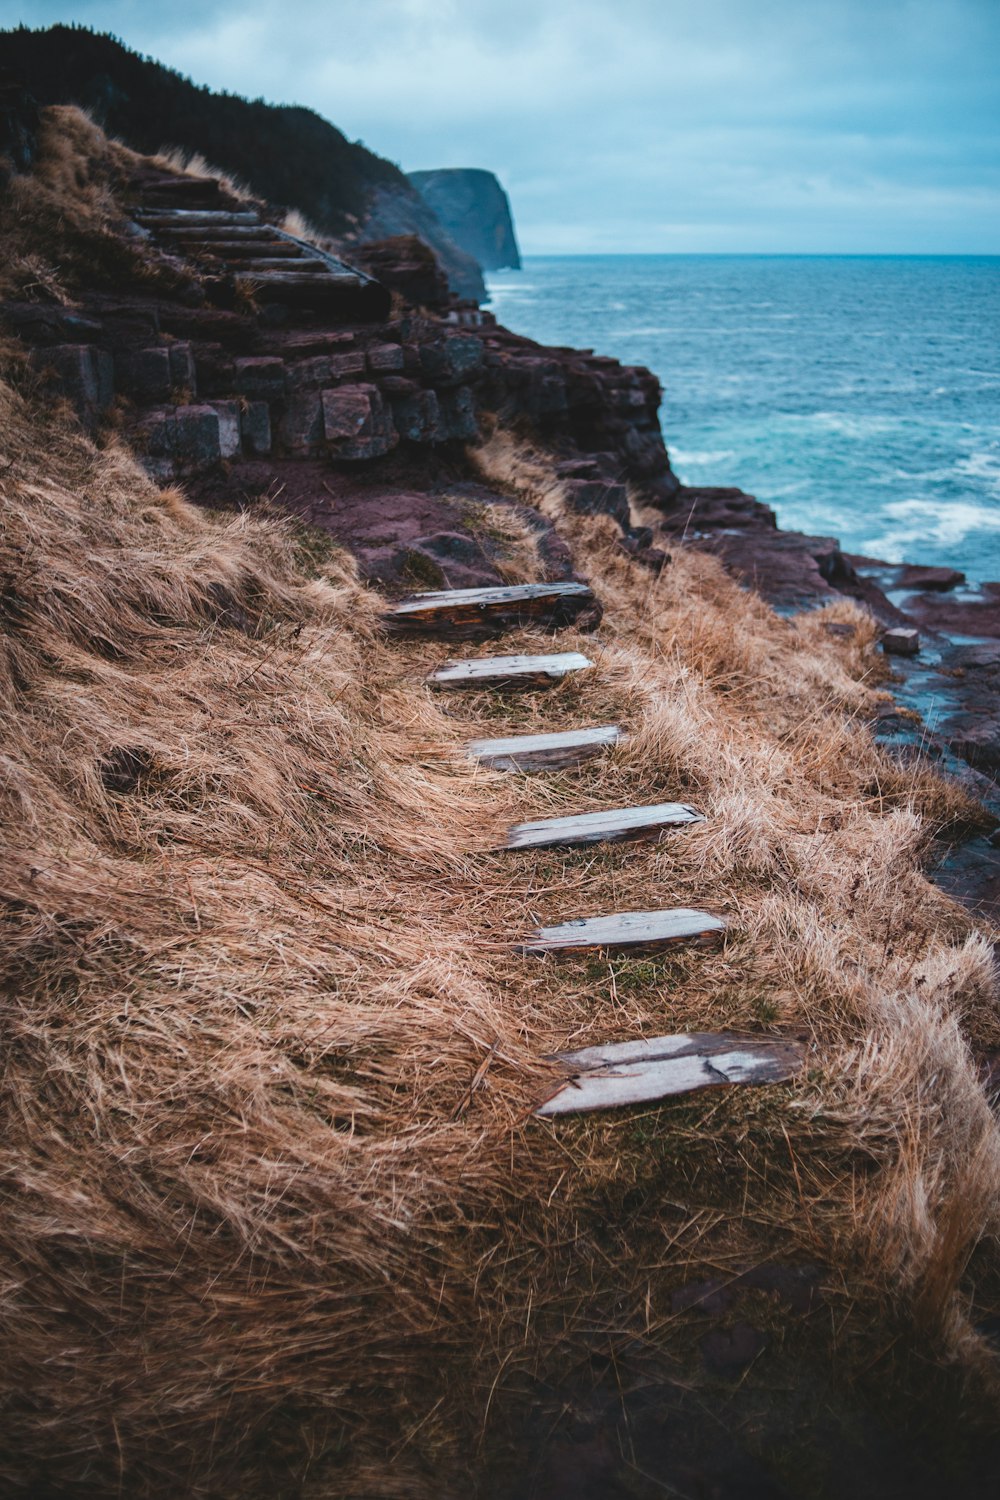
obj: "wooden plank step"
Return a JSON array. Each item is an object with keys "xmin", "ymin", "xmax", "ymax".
[
  {"xmin": 136, "ymin": 210, "xmax": 261, "ymax": 227},
  {"xmin": 535, "ymin": 1031, "xmax": 806, "ymax": 1116},
  {"xmin": 468, "ymin": 724, "xmax": 623, "ymax": 772},
  {"xmin": 384, "ymin": 581, "xmax": 599, "ymax": 639},
  {"xmin": 504, "ymin": 801, "xmax": 704, "ymax": 851},
  {"xmin": 429, "ymin": 651, "xmax": 594, "ymax": 692},
  {"xmin": 178, "ymin": 239, "xmax": 304, "ymax": 258},
  {"xmin": 239, "ymin": 257, "xmax": 328, "ymax": 272},
  {"xmin": 520, "ymin": 908, "xmax": 725, "ymax": 955},
  {"xmin": 155, "ymin": 225, "xmax": 277, "ymax": 241}
]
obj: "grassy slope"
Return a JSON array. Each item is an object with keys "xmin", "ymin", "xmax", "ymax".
[
  {"xmin": 3, "ymin": 117, "xmax": 1000, "ymax": 1499},
  {"xmin": 0, "ymin": 24, "xmax": 403, "ymax": 235}
]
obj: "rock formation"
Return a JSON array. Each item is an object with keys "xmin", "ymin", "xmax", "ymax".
[{"xmin": 408, "ymin": 168, "xmax": 521, "ymax": 271}]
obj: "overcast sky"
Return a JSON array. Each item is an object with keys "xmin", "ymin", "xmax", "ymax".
[{"xmin": 7, "ymin": 0, "xmax": 1000, "ymax": 252}]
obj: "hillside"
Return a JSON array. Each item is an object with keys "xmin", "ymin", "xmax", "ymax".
[
  {"xmin": 2, "ymin": 104, "xmax": 1000, "ymax": 1500},
  {"xmin": 0, "ymin": 23, "xmax": 487, "ymax": 299}
]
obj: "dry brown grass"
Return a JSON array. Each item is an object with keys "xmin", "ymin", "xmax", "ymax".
[
  {"xmin": 0, "ymin": 107, "xmax": 198, "ymax": 304},
  {"xmin": 3, "ymin": 204, "xmax": 1000, "ymax": 1489}
]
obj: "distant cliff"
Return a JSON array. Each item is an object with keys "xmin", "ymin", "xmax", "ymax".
[
  {"xmin": 409, "ymin": 169, "xmax": 521, "ymax": 272},
  {"xmin": 0, "ymin": 24, "xmax": 485, "ymax": 301}
]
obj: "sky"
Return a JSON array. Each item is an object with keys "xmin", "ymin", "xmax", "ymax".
[{"xmin": 4, "ymin": 0, "xmax": 1000, "ymax": 253}]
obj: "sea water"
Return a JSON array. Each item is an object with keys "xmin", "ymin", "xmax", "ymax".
[{"xmin": 486, "ymin": 256, "xmax": 1000, "ymax": 584}]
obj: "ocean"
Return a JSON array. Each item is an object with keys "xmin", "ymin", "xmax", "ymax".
[{"xmin": 486, "ymin": 256, "xmax": 1000, "ymax": 584}]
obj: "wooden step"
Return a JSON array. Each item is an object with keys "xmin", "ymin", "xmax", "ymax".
[
  {"xmin": 429, "ymin": 651, "xmax": 594, "ymax": 692},
  {"xmin": 179, "ymin": 239, "xmax": 303, "ymax": 258},
  {"xmin": 238, "ymin": 257, "xmax": 328, "ymax": 272},
  {"xmin": 136, "ymin": 210, "xmax": 261, "ymax": 228},
  {"xmin": 155, "ymin": 225, "xmax": 276, "ymax": 241},
  {"xmin": 520, "ymin": 908, "xmax": 725, "ymax": 955},
  {"xmin": 384, "ymin": 581, "xmax": 600, "ymax": 639},
  {"xmin": 504, "ymin": 801, "xmax": 704, "ymax": 851},
  {"xmin": 468, "ymin": 724, "xmax": 623, "ymax": 772},
  {"xmin": 535, "ymin": 1031, "xmax": 805, "ymax": 1116}
]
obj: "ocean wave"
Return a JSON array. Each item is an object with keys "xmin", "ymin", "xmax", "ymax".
[
  {"xmin": 864, "ymin": 498, "xmax": 1000, "ymax": 559},
  {"xmin": 672, "ymin": 448, "xmax": 736, "ymax": 467}
]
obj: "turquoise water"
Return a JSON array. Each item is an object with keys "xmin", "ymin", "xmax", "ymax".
[{"xmin": 486, "ymin": 256, "xmax": 1000, "ymax": 583}]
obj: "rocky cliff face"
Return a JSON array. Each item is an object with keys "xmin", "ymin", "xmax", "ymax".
[
  {"xmin": 0, "ymin": 25, "xmax": 485, "ymax": 301},
  {"xmin": 409, "ymin": 168, "xmax": 521, "ymax": 271}
]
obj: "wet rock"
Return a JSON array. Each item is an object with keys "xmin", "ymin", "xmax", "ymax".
[
  {"xmin": 897, "ymin": 564, "xmax": 965, "ymax": 592},
  {"xmin": 900, "ymin": 581, "xmax": 1000, "ymax": 638},
  {"xmin": 882, "ymin": 627, "xmax": 920, "ymax": 656}
]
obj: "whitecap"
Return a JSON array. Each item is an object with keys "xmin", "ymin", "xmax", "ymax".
[{"xmin": 864, "ymin": 498, "xmax": 1000, "ymax": 559}]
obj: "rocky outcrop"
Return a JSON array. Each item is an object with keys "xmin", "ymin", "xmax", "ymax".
[
  {"xmin": 347, "ymin": 184, "xmax": 485, "ymax": 303},
  {"xmin": 408, "ymin": 168, "xmax": 521, "ymax": 272}
]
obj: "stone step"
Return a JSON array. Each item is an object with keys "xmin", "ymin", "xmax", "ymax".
[
  {"xmin": 504, "ymin": 801, "xmax": 704, "ymax": 851},
  {"xmin": 520, "ymin": 908, "xmax": 726, "ymax": 955},
  {"xmin": 384, "ymin": 581, "xmax": 600, "ymax": 639},
  {"xmin": 535, "ymin": 1032, "xmax": 806, "ymax": 1116},
  {"xmin": 467, "ymin": 724, "xmax": 624, "ymax": 772},
  {"xmin": 428, "ymin": 651, "xmax": 594, "ymax": 692}
]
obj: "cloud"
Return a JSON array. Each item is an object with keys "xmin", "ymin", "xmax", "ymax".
[{"xmin": 8, "ymin": 0, "xmax": 1000, "ymax": 250}]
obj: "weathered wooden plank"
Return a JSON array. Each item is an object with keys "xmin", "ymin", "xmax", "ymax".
[
  {"xmin": 468, "ymin": 724, "xmax": 624, "ymax": 772},
  {"xmin": 520, "ymin": 908, "xmax": 726, "ymax": 955},
  {"xmin": 239, "ymin": 258, "xmax": 328, "ymax": 272},
  {"xmin": 504, "ymin": 801, "xmax": 703, "ymax": 850},
  {"xmin": 136, "ymin": 210, "xmax": 261, "ymax": 227},
  {"xmin": 429, "ymin": 651, "xmax": 594, "ymax": 692},
  {"xmin": 535, "ymin": 1031, "xmax": 806, "ymax": 1115},
  {"xmin": 155, "ymin": 225, "xmax": 277, "ymax": 241},
  {"xmin": 383, "ymin": 580, "xmax": 600, "ymax": 639}
]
